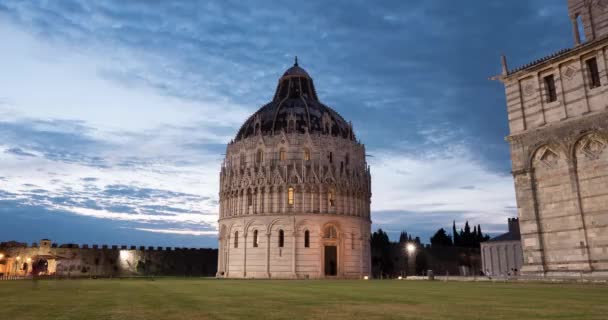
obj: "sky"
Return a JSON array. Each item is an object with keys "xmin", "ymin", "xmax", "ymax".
[{"xmin": 0, "ymin": 1, "xmax": 574, "ymax": 248}]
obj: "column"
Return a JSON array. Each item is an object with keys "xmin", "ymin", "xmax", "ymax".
[
  {"xmin": 516, "ymin": 169, "xmax": 547, "ymax": 275},
  {"xmin": 265, "ymin": 232, "xmax": 271, "ymax": 278},
  {"xmin": 535, "ymin": 73, "xmax": 547, "ymax": 125},
  {"xmin": 243, "ymin": 232, "xmax": 247, "ymax": 277},
  {"xmin": 359, "ymin": 237, "xmax": 363, "ymax": 278},
  {"xmin": 292, "ymin": 230, "xmax": 297, "ymax": 278},
  {"xmin": 568, "ymin": 162, "xmax": 593, "ymax": 270}
]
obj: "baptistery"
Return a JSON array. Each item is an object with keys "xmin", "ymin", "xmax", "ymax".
[{"xmin": 217, "ymin": 59, "xmax": 371, "ymax": 279}]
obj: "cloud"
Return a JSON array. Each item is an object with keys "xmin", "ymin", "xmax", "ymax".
[
  {"xmin": 134, "ymin": 228, "xmax": 218, "ymax": 236},
  {"xmin": 0, "ymin": 0, "xmax": 573, "ymax": 245},
  {"xmin": 369, "ymin": 144, "xmax": 516, "ymax": 239},
  {"xmin": 4, "ymin": 147, "xmax": 36, "ymax": 157}
]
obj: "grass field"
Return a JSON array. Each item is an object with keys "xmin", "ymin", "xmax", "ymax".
[{"xmin": 0, "ymin": 279, "xmax": 607, "ymax": 320}]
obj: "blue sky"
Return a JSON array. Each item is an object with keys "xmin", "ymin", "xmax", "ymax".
[{"xmin": 0, "ymin": 1, "xmax": 572, "ymax": 247}]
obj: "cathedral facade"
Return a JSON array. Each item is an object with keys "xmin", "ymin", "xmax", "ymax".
[
  {"xmin": 495, "ymin": 0, "xmax": 608, "ymax": 278},
  {"xmin": 216, "ymin": 60, "xmax": 372, "ymax": 279}
]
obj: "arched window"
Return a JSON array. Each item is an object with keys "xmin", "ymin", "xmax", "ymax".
[
  {"xmin": 280, "ymin": 148, "xmax": 286, "ymax": 161},
  {"xmin": 324, "ymin": 226, "xmax": 337, "ymax": 239},
  {"xmin": 577, "ymin": 15, "xmax": 586, "ymax": 42},
  {"xmin": 234, "ymin": 231, "xmax": 239, "ymax": 248},
  {"xmin": 288, "ymin": 187, "xmax": 294, "ymax": 206},
  {"xmin": 345, "ymin": 153, "xmax": 349, "ymax": 166},
  {"xmin": 328, "ymin": 189, "xmax": 335, "ymax": 207},
  {"xmin": 240, "ymin": 154, "xmax": 246, "ymax": 167},
  {"xmin": 256, "ymin": 149, "xmax": 264, "ymax": 163},
  {"xmin": 328, "ymin": 152, "xmax": 333, "ymax": 163},
  {"xmin": 304, "ymin": 230, "xmax": 310, "ymax": 248},
  {"xmin": 303, "ymin": 148, "xmax": 310, "ymax": 161},
  {"xmin": 247, "ymin": 189, "xmax": 253, "ymax": 207},
  {"xmin": 253, "ymin": 230, "xmax": 258, "ymax": 248},
  {"xmin": 278, "ymin": 229, "xmax": 284, "ymax": 247}
]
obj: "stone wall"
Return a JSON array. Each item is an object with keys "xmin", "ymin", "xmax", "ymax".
[
  {"xmin": 503, "ymin": 42, "xmax": 608, "ymax": 135},
  {"xmin": 218, "ymin": 215, "xmax": 371, "ymax": 279},
  {"xmin": 499, "ymin": 24, "xmax": 608, "ymax": 277},
  {"xmin": 0, "ymin": 239, "xmax": 217, "ymax": 277}
]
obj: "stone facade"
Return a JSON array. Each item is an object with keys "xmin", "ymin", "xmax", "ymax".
[
  {"xmin": 0, "ymin": 239, "xmax": 217, "ymax": 277},
  {"xmin": 495, "ymin": 1, "xmax": 608, "ymax": 278},
  {"xmin": 217, "ymin": 60, "xmax": 372, "ymax": 279},
  {"xmin": 480, "ymin": 218, "xmax": 523, "ymax": 277}
]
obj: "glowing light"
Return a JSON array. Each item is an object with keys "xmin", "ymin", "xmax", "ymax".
[
  {"xmin": 406, "ymin": 243, "xmax": 416, "ymax": 255},
  {"xmin": 363, "ymin": 275, "xmax": 369, "ymax": 280},
  {"xmin": 16, "ymin": 256, "xmax": 21, "ymax": 261},
  {"xmin": 0, "ymin": 253, "xmax": 4, "ymax": 259},
  {"xmin": 398, "ymin": 276, "xmax": 403, "ymax": 280},
  {"xmin": 26, "ymin": 258, "xmax": 32, "ymax": 262}
]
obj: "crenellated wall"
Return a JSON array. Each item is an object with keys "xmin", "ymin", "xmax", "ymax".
[{"xmin": 0, "ymin": 239, "xmax": 217, "ymax": 277}]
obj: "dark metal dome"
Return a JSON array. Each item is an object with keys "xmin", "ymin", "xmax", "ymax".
[{"xmin": 235, "ymin": 59, "xmax": 354, "ymax": 142}]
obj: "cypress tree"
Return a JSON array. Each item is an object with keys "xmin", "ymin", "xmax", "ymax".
[{"xmin": 452, "ymin": 220, "xmax": 460, "ymax": 247}]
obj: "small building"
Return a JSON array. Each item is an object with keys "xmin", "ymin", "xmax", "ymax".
[{"xmin": 481, "ymin": 218, "xmax": 523, "ymax": 277}]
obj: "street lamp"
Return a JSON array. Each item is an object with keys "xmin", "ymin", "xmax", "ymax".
[
  {"xmin": 406, "ymin": 243, "xmax": 416, "ymax": 255},
  {"xmin": 405, "ymin": 243, "xmax": 416, "ymax": 277}
]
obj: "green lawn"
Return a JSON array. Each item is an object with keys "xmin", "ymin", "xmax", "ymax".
[{"xmin": 0, "ymin": 279, "xmax": 606, "ymax": 320}]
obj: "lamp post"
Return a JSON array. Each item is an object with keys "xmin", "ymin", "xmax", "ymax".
[{"xmin": 406, "ymin": 243, "xmax": 416, "ymax": 277}]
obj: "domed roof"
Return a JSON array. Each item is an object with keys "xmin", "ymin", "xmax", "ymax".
[{"xmin": 235, "ymin": 58, "xmax": 354, "ymax": 142}]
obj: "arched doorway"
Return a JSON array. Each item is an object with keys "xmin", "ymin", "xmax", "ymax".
[
  {"xmin": 33, "ymin": 259, "xmax": 48, "ymax": 275},
  {"xmin": 322, "ymin": 225, "xmax": 339, "ymax": 277}
]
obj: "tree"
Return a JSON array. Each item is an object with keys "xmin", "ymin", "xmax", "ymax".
[
  {"xmin": 398, "ymin": 231, "xmax": 409, "ymax": 244},
  {"xmin": 430, "ymin": 228, "xmax": 453, "ymax": 247},
  {"xmin": 452, "ymin": 221, "xmax": 460, "ymax": 247}
]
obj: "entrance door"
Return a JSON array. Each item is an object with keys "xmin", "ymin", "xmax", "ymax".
[{"xmin": 324, "ymin": 245, "xmax": 337, "ymax": 276}]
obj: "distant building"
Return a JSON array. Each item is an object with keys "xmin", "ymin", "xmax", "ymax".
[
  {"xmin": 481, "ymin": 219, "xmax": 523, "ymax": 277},
  {"xmin": 217, "ymin": 59, "xmax": 372, "ymax": 279},
  {"xmin": 0, "ymin": 239, "xmax": 217, "ymax": 277},
  {"xmin": 493, "ymin": 0, "xmax": 608, "ymax": 278}
]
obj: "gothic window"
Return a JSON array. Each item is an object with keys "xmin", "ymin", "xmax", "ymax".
[
  {"xmin": 240, "ymin": 154, "xmax": 246, "ymax": 167},
  {"xmin": 328, "ymin": 189, "xmax": 335, "ymax": 207},
  {"xmin": 543, "ymin": 74, "xmax": 557, "ymax": 103},
  {"xmin": 304, "ymin": 230, "xmax": 310, "ymax": 248},
  {"xmin": 329, "ymin": 152, "xmax": 333, "ymax": 163},
  {"xmin": 234, "ymin": 231, "xmax": 239, "ymax": 248},
  {"xmin": 345, "ymin": 153, "xmax": 350, "ymax": 166},
  {"xmin": 280, "ymin": 149, "xmax": 286, "ymax": 161},
  {"xmin": 278, "ymin": 229, "xmax": 284, "ymax": 247},
  {"xmin": 288, "ymin": 187, "xmax": 295, "ymax": 206},
  {"xmin": 324, "ymin": 226, "xmax": 337, "ymax": 239},
  {"xmin": 288, "ymin": 120, "xmax": 295, "ymax": 132},
  {"xmin": 256, "ymin": 149, "xmax": 264, "ymax": 163},
  {"xmin": 304, "ymin": 148, "xmax": 310, "ymax": 161},
  {"xmin": 586, "ymin": 58, "xmax": 601, "ymax": 88},
  {"xmin": 253, "ymin": 230, "xmax": 258, "ymax": 248},
  {"xmin": 247, "ymin": 190, "xmax": 253, "ymax": 207}
]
